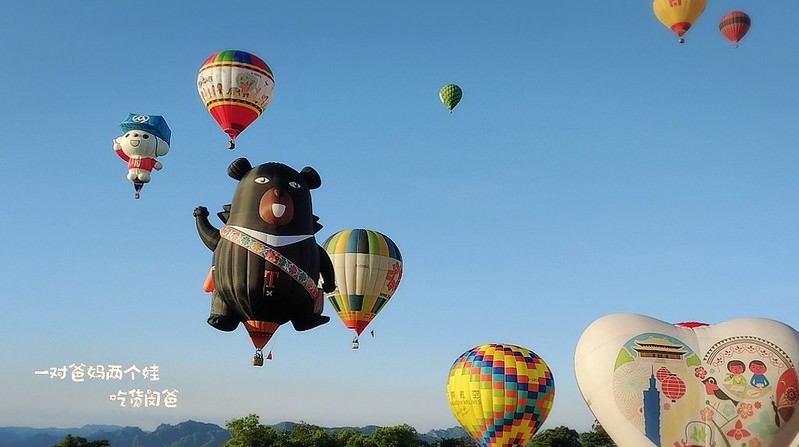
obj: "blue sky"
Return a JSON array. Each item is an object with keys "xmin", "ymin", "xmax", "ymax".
[{"xmin": 1, "ymin": 0, "xmax": 798, "ymax": 437}]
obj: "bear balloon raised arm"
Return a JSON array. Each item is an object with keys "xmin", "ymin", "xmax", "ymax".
[{"xmin": 194, "ymin": 157, "xmax": 336, "ymax": 365}]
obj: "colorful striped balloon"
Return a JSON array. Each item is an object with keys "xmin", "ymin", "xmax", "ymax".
[
  {"xmin": 322, "ymin": 229, "xmax": 402, "ymax": 337},
  {"xmin": 719, "ymin": 11, "xmax": 751, "ymax": 48},
  {"xmin": 447, "ymin": 344, "xmax": 555, "ymax": 447},
  {"xmin": 197, "ymin": 50, "xmax": 275, "ymax": 148}
]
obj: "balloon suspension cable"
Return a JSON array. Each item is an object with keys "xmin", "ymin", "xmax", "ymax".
[
  {"xmin": 227, "ymin": 140, "xmax": 235, "ymax": 150},
  {"xmin": 352, "ymin": 336, "xmax": 360, "ymax": 350},
  {"xmin": 133, "ymin": 182, "xmax": 144, "ymax": 200},
  {"xmin": 253, "ymin": 348, "xmax": 264, "ymax": 367}
]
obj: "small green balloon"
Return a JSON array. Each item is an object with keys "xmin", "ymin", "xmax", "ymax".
[{"xmin": 439, "ymin": 84, "xmax": 462, "ymax": 112}]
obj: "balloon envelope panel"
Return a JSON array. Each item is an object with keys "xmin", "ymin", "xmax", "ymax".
[
  {"xmin": 243, "ymin": 320, "xmax": 280, "ymax": 349},
  {"xmin": 446, "ymin": 343, "xmax": 555, "ymax": 447}
]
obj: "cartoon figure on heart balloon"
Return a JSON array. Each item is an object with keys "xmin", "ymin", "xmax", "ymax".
[{"xmin": 575, "ymin": 313, "xmax": 799, "ymax": 447}]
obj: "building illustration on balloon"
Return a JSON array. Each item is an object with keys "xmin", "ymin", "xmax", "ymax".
[{"xmin": 610, "ymin": 331, "xmax": 798, "ymax": 447}]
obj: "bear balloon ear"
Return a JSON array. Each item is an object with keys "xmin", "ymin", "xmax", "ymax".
[
  {"xmin": 301, "ymin": 167, "xmax": 321, "ymax": 189},
  {"xmin": 228, "ymin": 158, "xmax": 252, "ymax": 181}
]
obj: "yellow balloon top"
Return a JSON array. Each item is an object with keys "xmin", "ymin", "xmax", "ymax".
[{"xmin": 653, "ymin": 0, "xmax": 707, "ymax": 39}]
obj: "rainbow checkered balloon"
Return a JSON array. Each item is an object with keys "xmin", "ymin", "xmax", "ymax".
[{"xmin": 446, "ymin": 343, "xmax": 555, "ymax": 447}]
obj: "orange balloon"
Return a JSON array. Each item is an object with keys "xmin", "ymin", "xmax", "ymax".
[
  {"xmin": 243, "ymin": 320, "xmax": 280, "ymax": 349},
  {"xmin": 719, "ymin": 11, "xmax": 751, "ymax": 47}
]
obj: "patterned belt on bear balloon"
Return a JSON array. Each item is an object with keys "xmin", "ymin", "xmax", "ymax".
[{"xmin": 219, "ymin": 225, "xmax": 321, "ymax": 301}]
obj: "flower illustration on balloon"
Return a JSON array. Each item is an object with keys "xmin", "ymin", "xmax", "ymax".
[
  {"xmin": 737, "ymin": 402, "xmax": 755, "ymax": 419},
  {"xmin": 700, "ymin": 406, "xmax": 715, "ymax": 422},
  {"xmin": 727, "ymin": 419, "xmax": 752, "ymax": 441},
  {"xmin": 694, "ymin": 366, "xmax": 708, "ymax": 379}
]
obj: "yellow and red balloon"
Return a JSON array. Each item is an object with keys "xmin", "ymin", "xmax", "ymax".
[{"xmin": 653, "ymin": 0, "xmax": 707, "ymax": 43}]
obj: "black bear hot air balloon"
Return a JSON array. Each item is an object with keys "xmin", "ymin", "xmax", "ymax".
[{"xmin": 194, "ymin": 158, "xmax": 336, "ymax": 365}]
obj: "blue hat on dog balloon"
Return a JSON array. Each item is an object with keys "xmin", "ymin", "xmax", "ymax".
[{"xmin": 119, "ymin": 113, "xmax": 171, "ymax": 145}]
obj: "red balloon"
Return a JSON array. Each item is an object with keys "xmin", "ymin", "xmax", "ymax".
[
  {"xmin": 674, "ymin": 321, "xmax": 709, "ymax": 329},
  {"xmin": 719, "ymin": 11, "xmax": 751, "ymax": 47}
]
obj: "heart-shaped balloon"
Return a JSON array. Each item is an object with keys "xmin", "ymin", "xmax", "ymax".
[{"xmin": 575, "ymin": 313, "xmax": 799, "ymax": 447}]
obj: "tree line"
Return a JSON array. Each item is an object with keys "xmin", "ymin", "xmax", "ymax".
[
  {"xmin": 221, "ymin": 414, "xmax": 616, "ymax": 447},
  {"xmin": 51, "ymin": 415, "xmax": 616, "ymax": 447}
]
